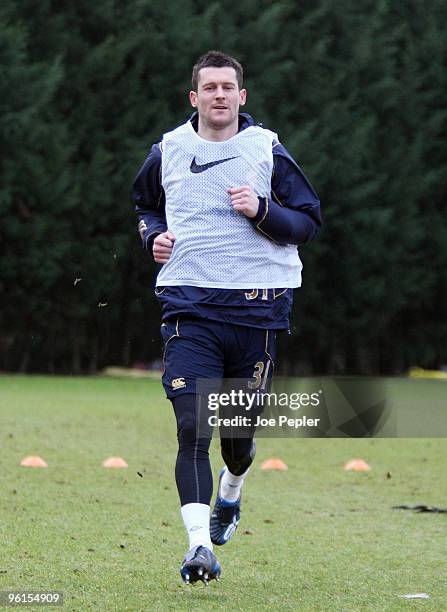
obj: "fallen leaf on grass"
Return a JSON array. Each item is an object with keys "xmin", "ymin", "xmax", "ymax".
[{"xmin": 393, "ymin": 505, "xmax": 447, "ymax": 513}]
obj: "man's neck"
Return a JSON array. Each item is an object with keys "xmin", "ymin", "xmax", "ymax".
[{"xmin": 197, "ymin": 118, "xmax": 239, "ymax": 142}]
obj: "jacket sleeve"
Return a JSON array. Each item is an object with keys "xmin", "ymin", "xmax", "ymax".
[
  {"xmin": 132, "ymin": 143, "xmax": 167, "ymax": 255},
  {"xmin": 250, "ymin": 142, "xmax": 322, "ymax": 246}
]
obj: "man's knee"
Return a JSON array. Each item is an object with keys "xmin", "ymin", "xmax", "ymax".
[
  {"xmin": 172, "ymin": 394, "xmax": 198, "ymax": 445},
  {"xmin": 177, "ymin": 413, "xmax": 198, "ymax": 446},
  {"xmin": 221, "ymin": 438, "xmax": 256, "ymax": 476},
  {"xmin": 172, "ymin": 393, "xmax": 212, "ymax": 452}
]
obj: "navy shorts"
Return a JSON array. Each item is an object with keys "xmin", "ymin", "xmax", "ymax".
[{"xmin": 160, "ymin": 317, "xmax": 277, "ymax": 400}]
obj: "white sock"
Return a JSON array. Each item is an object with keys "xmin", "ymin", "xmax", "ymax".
[
  {"xmin": 180, "ymin": 503, "xmax": 213, "ymax": 551},
  {"xmin": 220, "ymin": 467, "xmax": 249, "ymax": 503}
]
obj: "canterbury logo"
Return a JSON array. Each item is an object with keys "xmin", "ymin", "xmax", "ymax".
[
  {"xmin": 190, "ymin": 156, "xmax": 238, "ymax": 173},
  {"xmin": 172, "ymin": 377, "xmax": 186, "ymax": 389}
]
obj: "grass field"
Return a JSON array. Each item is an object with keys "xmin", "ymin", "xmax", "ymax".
[{"xmin": 0, "ymin": 374, "xmax": 446, "ymax": 611}]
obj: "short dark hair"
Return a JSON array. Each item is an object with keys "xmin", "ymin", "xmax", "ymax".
[{"xmin": 191, "ymin": 50, "xmax": 243, "ymax": 91}]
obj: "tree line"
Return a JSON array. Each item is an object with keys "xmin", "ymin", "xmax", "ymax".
[{"xmin": 1, "ymin": 0, "xmax": 446, "ymax": 374}]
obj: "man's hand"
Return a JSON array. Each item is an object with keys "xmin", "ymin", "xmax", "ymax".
[
  {"xmin": 228, "ymin": 186, "xmax": 259, "ymax": 219},
  {"xmin": 153, "ymin": 230, "xmax": 176, "ymax": 263}
]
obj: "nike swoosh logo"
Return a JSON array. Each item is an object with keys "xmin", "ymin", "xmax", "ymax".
[{"xmin": 190, "ymin": 156, "xmax": 238, "ymax": 173}]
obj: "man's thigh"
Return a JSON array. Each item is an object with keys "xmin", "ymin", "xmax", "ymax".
[
  {"xmin": 216, "ymin": 325, "xmax": 277, "ymax": 436},
  {"xmin": 223, "ymin": 325, "xmax": 277, "ymax": 391},
  {"xmin": 160, "ymin": 318, "xmax": 225, "ymax": 400}
]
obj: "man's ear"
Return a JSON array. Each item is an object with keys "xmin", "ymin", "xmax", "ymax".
[
  {"xmin": 189, "ymin": 91, "xmax": 198, "ymax": 107},
  {"xmin": 239, "ymin": 88, "xmax": 247, "ymax": 106}
]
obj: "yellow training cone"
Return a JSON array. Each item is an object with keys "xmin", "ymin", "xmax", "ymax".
[
  {"xmin": 102, "ymin": 457, "xmax": 128, "ymax": 468},
  {"xmin": 344, "ymin": 458, "xmax": 371, "ymax": 472},
  {"xmin": 261, "ymin": 457, "xmax": 288, "ymax": 471},
  {"xmin": 20, "ymin": 455, "xmax": 48, "ymax": 468}
]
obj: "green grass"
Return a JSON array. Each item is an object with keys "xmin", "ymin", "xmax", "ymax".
[{"xmin": 0, "ymin": 375, "xmax": 446, "ymax": 611}]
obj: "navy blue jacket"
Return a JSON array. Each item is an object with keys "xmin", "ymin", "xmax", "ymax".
[{"xmin": 133, "ymin": 113, "xmax": 321, "ymax": 330}]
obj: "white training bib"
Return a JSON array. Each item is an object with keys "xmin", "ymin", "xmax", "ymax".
[{"xmin": 156, "ymin": 120, "xmax": 302, "ymax": 288}]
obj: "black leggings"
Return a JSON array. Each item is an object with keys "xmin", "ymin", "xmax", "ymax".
[{"xmin": 173, "ymin": 394, "xmax": 256, "ymax": 505}]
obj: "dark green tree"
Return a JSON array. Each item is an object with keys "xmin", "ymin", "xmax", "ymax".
[{"xmin": 1, "ymin": 0, "xmax": 445, "ymax": 374}]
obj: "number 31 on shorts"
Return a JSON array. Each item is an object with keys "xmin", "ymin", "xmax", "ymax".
[{"xmin": 248, "ymin": 360, "xmax": 271, "ymax": 390}]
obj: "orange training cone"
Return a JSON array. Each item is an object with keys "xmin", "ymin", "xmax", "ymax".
[
  {"xmin": 261, "ymin": 457, "xmax": 288, "ymax": 471},
  {"xmin": 20, "ymin": 455, "xmax": 48, "ymax": 468},
  {"xmin": 344, "ymin": 458, "xmax": 371, "ymax": 472},
  {"xmin": 102, "ymin": 457, "xmax": 128, "ymax": 468}
]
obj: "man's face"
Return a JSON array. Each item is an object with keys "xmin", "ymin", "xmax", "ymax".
[{"xmin": 189, "ymin": 67, "xmax": 246, "ymax": 131}]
